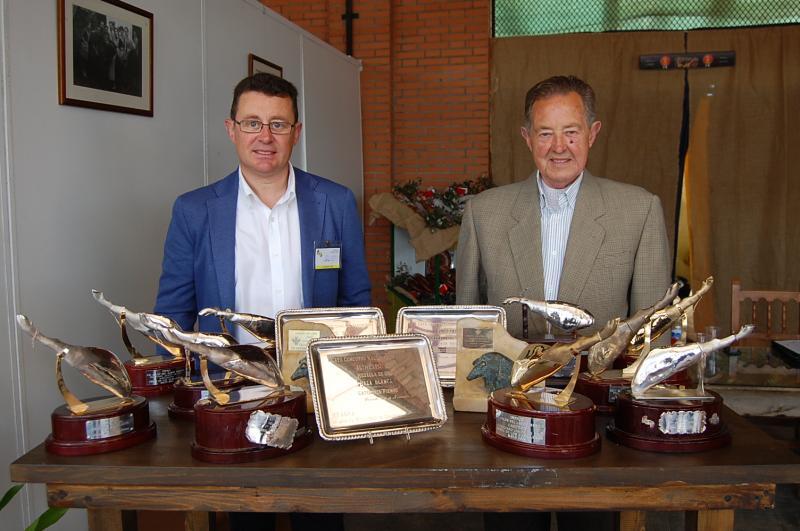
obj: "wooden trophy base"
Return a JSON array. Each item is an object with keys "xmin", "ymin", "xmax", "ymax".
[
  {"xmin": 482, "ymin": 387, "xmax": 600, "ymax": 459},
  {"xmin": 606, "ymin": 390, "xmax": 730, "ymax": 453},
  {"xmin": 575, "ymin": 370, "xmax": 630, "ymax": 414},
  {"xmin": 125, "ymin": 357, "xmax": 184, "ymax": 397},
  {"xmin": 46, "ymin": 395, "xmax": 156, "ymax": 456},
  {"xmin": 192, "ymin": 388, "xmax": 312, "ymax": 463},
  {"xmin": 168, "ymin": 377, "xmax": 244, "ymax": 420}
]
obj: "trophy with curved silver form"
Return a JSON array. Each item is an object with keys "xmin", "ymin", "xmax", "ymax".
[
  {"xmin": 628, "ymin": 276, "xmax": 714, "ymax": 354},
  {"xmin": 199, "ymin": 307, "xmax": 276, "ymax": 345},
  {"xmin": 133, "ymin": 313, "xmax": 241, "ymax": 419},
  {"xmin": 632, "ymin": 325, "xmax": 754, "ymax": 400},
  {"xmin": 93, "ymin": 289, "xmax": 190, "ymax": 396},
  {"xmin": 154, "ymin": 326, "xmax": 285, "ymax": 405},
  {"xmin": 481, "ymin": 320, "xmax": 617, "ymax": 459},
  {"xmin": 139, "ymin": 313, "xmax": 310, "ymax": 462},
  {"xmin": 587, "ymin": 282, "xmax": 681, "ymax": 376},
  {"xmin": 16, "ymin": 314, "xmax": 156, "ymax": 455},
  {"xmin": 606, "ymin": 324, "xmax": 754, "ymax": 453},
  {"xmin": 503, "ymin": 297, "xmax": 595, "ymax": 335}
]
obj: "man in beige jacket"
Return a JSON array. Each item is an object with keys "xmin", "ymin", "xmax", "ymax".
[{"xmin": 457, "ymin": 75, "xmax": 671, "ymax": 338}]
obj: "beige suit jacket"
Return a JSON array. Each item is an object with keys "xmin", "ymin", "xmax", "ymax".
[{"xmin": 456, "ymin": 172, "xmax": 671, "ymax": 337}]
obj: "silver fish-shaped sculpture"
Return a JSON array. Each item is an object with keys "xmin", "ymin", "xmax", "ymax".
[
  {"xmin": 587, "ymin": 282, "xmax": 681, "ymax": 376},
  {"xmin": 629, "ymin": 276, "xmax": 714, "ymax": 352},
  {"xmin": 16, "ymin": 314, "xmax": 131, "ymax": 398},
  {"xmin": 93, "ymin": 289, "xmax": 192, "ymax": 354},
  {"xmin": 510, "ymin": 319, "xmax": 618, "ymax": 391},
  {"xmin": 156, "ymin": 326, "xmax": 284, "ymax": 389},
  {"xmin": 138, "ymin": 313, "xmax": 235, "ymax": 349},
  {"xmin": 199, "ymin": 307, "xmax": 276, "ymax": 342},
  {"xmin": 503, "ymin": 297, "xmax": 595, "ymax": 332},
  {"xmin": 631, "ymin": 324, "xmax": 754, "ymax": 398}
]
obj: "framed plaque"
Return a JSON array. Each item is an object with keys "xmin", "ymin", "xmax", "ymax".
[
  {"xmin": 306, "ymin": 334, "xmax": 447, "ymax": 441},
  {"xmin": 453, "ymin": 317, "xmax": 528, "ymax": 412},
  {"xmin": 396, "ymin": 305, "xmax": 507, "ymax": 387},
  {"xmin": 275, "ymin": 307, "xmax": 386, "ymax": 411}
]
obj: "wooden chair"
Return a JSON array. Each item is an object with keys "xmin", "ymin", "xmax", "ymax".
[{"xmin": 731, "ymin": 278, "xmax": 800, "ymax": 346}]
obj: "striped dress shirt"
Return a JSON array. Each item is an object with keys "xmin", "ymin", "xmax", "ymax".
[{"xmin": 538, "ymin": 172, "xmax": 583, "ymax": 300}]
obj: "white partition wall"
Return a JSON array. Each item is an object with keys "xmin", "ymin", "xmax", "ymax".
[{"xmin": 0, "ymin": 1, "xmax": 362, "ymax": 529}]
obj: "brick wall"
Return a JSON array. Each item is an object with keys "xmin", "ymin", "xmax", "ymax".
[{"xmin": 262, "ymin": 1, "xmax": 491, "ymax": 313}]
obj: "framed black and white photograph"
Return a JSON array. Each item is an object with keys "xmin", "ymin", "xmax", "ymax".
[
  {"xmin": 58, "ymin": 0, "xmax": 153, "ymax": 116},
  {"xmin": 248, "ymin": 53, "xmax": 283, "ymax": 78}
]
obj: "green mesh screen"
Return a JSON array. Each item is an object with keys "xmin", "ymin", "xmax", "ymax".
[{"xmin": 494, "ymin": 0, "xmax": 800, "ymax": 37}]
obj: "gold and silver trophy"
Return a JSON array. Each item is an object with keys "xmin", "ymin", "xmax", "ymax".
[
  {"xmin": 141, "ymin": 314, "xmax": 310, "ymax": 462},
  {"xmin": 606, "ymin": 325, "xmax": 753, "ymax": 452},
  {"xmin": 574, "ymin": 282, "xmax": 682, "ymax": 413},
  {"xmin": 93, "ymin": 290, "xmax": 187, "ymax": 396},
  {"xmin": 481, "ymin": 302, "xmax": 613, "ymax": 458},
  {"xmin": 16, "ymin": 314, "xmax": 156, "ymax": 455}
]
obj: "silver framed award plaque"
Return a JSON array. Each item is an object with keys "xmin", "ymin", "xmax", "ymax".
[
  {"xmin": 396, "ymin": 305, "xmax": 507, "ymax": 387},
  {"xmin": 306, "ymin": 334, "xmax": 447, "ymax": 441},
  {"xmin": 275, "ymin": 307, "xmax": 386, "ymax": 411}
]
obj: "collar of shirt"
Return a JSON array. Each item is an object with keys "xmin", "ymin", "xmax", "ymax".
[
  {"xmin": 537, "ymin": 171, "xmax": 582, "ymax": 212},
  {"xmin": 237, "ymin": 163, "xmax": 297, "ymax": 210}
]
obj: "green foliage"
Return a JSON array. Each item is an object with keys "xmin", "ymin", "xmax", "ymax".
[
  {"xmin": 25, "ymin": 508, "xmax": 68, "ymax": 531},
  {"xmin": 0, "ymin": 484, "xmax": 24, "ymax": 511},
  {"xmin": 2, "ymin": 484, "xmax": 69, "ymax": 531}
]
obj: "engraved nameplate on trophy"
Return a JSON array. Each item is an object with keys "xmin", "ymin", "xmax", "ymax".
[
  {"xmin": 575, "ymin": 369, "xmax": 631, "ymax": 414},
  {"xmin": 396, "ymin": 305, "xmax": 507, "ymax": 387},
  {"xmin": 276, "ymin": 307, "xmax": 386, "ymax": 412},
  {"xmin": 483, "ymin": 387, "xmax": 599, "ymax": 458},
  {"xmin": 306, "ymin": 334, "xmax": 446, "ymax": 442},
  {"xmin": 16, "ymin": 314, "xmax": 156, "ymax": 456}
]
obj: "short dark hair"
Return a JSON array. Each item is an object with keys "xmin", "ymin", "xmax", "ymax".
[
  {"xmin": 523, "ymin": 75, "xmax": 597, "ymax": 128},
  {"xmin": 230, "ymin": 73, "xmax": 299, "ymax": 123}
]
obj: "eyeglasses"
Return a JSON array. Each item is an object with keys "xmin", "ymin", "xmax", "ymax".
[{"xmin": 233, "ymin": 119, "xmax": 296, "ymax": 135}]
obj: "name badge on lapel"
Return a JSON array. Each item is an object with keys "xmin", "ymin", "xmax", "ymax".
[{"xmin": 315, "ymin": 241, "xmax": 342, "ymax": 270}]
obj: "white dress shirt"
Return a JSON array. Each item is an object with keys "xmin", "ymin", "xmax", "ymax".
[
  {"xmin": 538, "ymin": 172, "xmax": 582, "ymax": 300},
  {"xmin": 234, "ymin": 165, "xmax": 303, "ymax": 344}
]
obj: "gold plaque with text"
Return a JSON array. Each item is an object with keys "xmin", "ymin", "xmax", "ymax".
[{"xmin": 306, "ymin": 334, "xmax": 447, "ymax": 441}]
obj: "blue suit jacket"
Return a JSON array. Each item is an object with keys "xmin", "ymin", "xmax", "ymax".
[{"xmin": 154, "ymin": 168, "xmax": 372, "ymax": 334}]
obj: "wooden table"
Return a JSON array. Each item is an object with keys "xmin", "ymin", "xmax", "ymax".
[{"xmin": 10, "ymin": 392, "xmax": 800, "ymax": 531}]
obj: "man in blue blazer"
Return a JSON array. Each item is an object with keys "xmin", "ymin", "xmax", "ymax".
[
  {"xmin": 155, "ymin": 72, "xmax": 365, "ymax": 531},
  {"xmin": 155, "ymin": 73, "xmax": 371, "ymax": 337}
]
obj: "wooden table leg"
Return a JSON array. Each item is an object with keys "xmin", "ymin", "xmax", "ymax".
[
  {"xmin": 619, "ymin": 510, "xmax": 646, "ymax": 531},
  {"xmin": 87, "ymin": 508, "xmax": 124, "ymax": 531},
  {"xmin": 686, "ymin": 509, "xmax": 735, "ymax": 531},
  {"xmin": 184, "ymin": 511, "xmax": 211, "ymax": 531}
]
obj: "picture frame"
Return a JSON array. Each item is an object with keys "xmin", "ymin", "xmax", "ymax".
[
  {"xmin": 58, "ymin": 0, "xmax": 153, "ymax": 116},
  {"xmin": 395, "ymin": 305, "xmax": 507, "ymax": 387},
  {"xmin": 248, "ymin": 53, "xmax": 283, "ymax": 78},
  {"xmin": 274, "ymin": 307, "xmax": 386, "ymax": 412}
]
